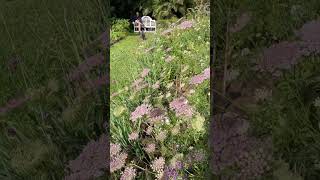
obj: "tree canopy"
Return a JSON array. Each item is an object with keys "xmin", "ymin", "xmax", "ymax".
[{"xmin": 111, "ymin": 0, "xmax": 205, "ymax": 19}]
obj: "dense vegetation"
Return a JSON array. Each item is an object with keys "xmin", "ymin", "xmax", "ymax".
[
  {"xmin": 0, "ymin": 0, "xmax": 108, "ymax": 179},
  {"xmin": 111, "ymin": 0, "xmax": 209, "ymax": 19},
  {"xmin": 110, "ymin": 4, "xmax": 210, "ymax": 179},
  {"xmin": 213, "ymin": 0, "xmax": 320, "ymax": 179}
]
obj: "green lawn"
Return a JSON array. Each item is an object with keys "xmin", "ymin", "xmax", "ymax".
[{"xmin": 111, "ymin": 34, "xmax": 155, "ymax": 93}]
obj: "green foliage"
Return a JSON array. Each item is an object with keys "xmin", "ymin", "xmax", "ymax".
[
  {"xmin": 111, "ymin": 19, "xmax": 130, "ymax": 43},
  {"xmin": 151, "ymin": 0, "xmax": 194, "ymax": 18},
  {"xmin": 112, "ymin": 19, "xmax": 130, "ymax": 33}
]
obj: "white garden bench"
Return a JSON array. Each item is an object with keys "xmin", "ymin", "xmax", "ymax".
[{"xmin": 133, "ymin": 16, "xmax": 156, "ymax": 33}]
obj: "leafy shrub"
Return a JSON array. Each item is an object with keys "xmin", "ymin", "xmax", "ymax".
[
  {"xmin": 112, "ymin": 19, "xmax": 130, "ymax": 33},
  {"xmin": 111, "ymin": 19, "xmax": 130, "ymax": 43}
]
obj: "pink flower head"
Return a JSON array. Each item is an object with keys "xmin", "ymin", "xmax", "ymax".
[
  {"xmin": 144, "ymin": 143, "xmax": 156, "ymax": 154},
  {"xmin": 110, "ymin": 143, "xmax": 121, "ymax": 157},
  {"xmin": 203, "ymin": 68, "xmax": 210, "ymax": 79},
  {"xmin": 110, "ymin": 152, "xmax": 128, "ymax": 173},
  {"xmin": 141, "ymin": 68, "xmax": 150, "ymax": 78},
  {"xmin": 178, "ymin": 21, "xmax": 194, "ymax": 29},
  {"xmin": 189, "ymin": 68, "xmax": 210, "ymax": 85},
  {"xmin": 169, "ymin": 97, "xmax": 193, "ymax": 118},
  {"xmin": 65, "ymin": 134, "xmax": 108, "ymax": 179},
  {"xmin": 130, "ymin": 104, "xmax": 151, "ymax": 122},
  {"xmin": 128, "ymin": 131, "xmax": 139, "ymax": 141},
  {"xmin": 120, "ymin": 167, "xmax": 136, "ymax": 180},
  {"xmin": 151, "ymin": 157, "xmax": 165, "ymax": 173},
  {"xmin": 190, "ymin": 74, "xmax": 206, "ymax": 85}
]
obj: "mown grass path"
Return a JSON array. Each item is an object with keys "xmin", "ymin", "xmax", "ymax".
[{"xmin": 110, "ymin": 34, "xmax": 149, "ymax": 92}]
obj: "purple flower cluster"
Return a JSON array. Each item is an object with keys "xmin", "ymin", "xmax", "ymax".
[
  {"xmin": 258, "ymin": 41, "xmax": 303, "ymax": 72},
  {"xmin": 120, "ymin": 166, "xmax": 136, "ymax": 180},
  {"xmin": 257, "ymin": 19, "xmax": 320, "ymax": 74},
  {"xmin": 209, "ymin": 112, "xmax": 272, "ymax": 178},
  {"xmin": 296, "ymin": 17, "xmax": 320, "ymax": 42},
  {"xmin": 189, "ymin": 67, "xmax": 210, "ymax": 85},
  {"xmin": 164, "ymin": 166, "xmax": 179, "ymax": 180},
  {"xmin": 64, "ymin": 134, "xmax": 108, "ymax": 180},
  {"xmin": 169, "ymin": 97, "xmax": 193, "ymax": 118},
  {"xmin": 130, "ymin": 103, "xmax": 152, "ymax": 122}
]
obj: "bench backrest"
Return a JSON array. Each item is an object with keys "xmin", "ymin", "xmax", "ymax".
[
  {"xmin": 134, "ymin": 16, "xmax": 156, "ymax": 33},
  {"xmin": 141, "ymin": 16, "xmax": 156, "ymax": 27}
]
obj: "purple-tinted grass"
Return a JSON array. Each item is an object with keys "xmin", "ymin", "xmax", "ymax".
[
  {"xmin": 0, "ymin": 95, "xmax": 31, "ymax": 115},
  {"xmin": 210, "ymin": 113, "xmax": 272, "ymax": 178},
  {"xmin": 258, "ymin": 41, "xmax": 320, "ymax": 74},
  {"xmin": 297, "ymin": 18, "xmax": 320, "ymax": 42},
  {"xmin": 83, "ymin": 74, "xmax": 108, "ymax": 90},
  {"xmin": 67, "ymin": 53, "xmax": 104, "ymax": 81}
]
